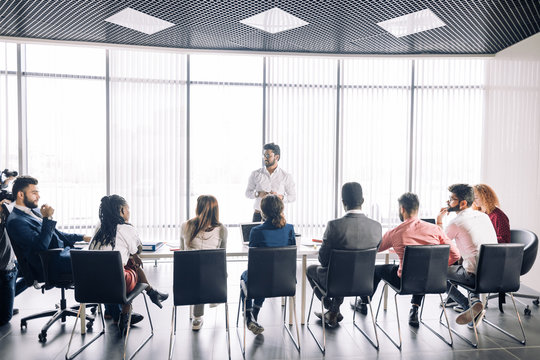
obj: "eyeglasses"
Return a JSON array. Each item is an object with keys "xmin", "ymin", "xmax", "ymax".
[
  {"xmin": 262, "ymin": 153, "xmax": 274, "ymax": 159},
  {"xmin": 448, "ymin": 196, "xmax": 459, "ymax": 203}
]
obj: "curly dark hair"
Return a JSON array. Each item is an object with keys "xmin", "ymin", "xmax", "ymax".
[{"xmin": 92, "ymin": 195, "xmax": 127, "ymax": 249}]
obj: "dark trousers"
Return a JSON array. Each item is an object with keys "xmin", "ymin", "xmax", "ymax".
[
  {"xmin": 252, "ymin": 212, "xmax": 262, "ymax": 222},
  {"xmin": 240, "ymin": 271, "xmax": 265, "ymax": 312},
  {"xmin": 0, "ymin": 263, "xmax": 27, "ymax": 326},
  {"xmin": 446, "ymin": 265, "xmax": 478, "ymax": 310},
  {"xmin": 361, "ymin": 264, "xmax": 424, "ymax": 306},
  {"xmin": 306, "ymin": 264, "xmax": 343, "ymax": 313}
]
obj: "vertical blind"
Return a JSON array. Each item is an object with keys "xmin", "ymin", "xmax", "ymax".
[
  {"xmin": 3, "ymin": 40, "xmax": 488, "ymax": 241},
  {"xmin": 109, "ymin": 49, "xmax": 187, "ymax": 242},
  {"xmin": 412, "ymin": 59, "xmax": 484, "ymax": 219},
  {"xmin": 265, "ymin": 56, "xmax": 337, "ymax": 239},
  {"xmin": 0, "ymin": 42, "xmax": 18, "ymax": 171},
  {"xmin": 341, "ymin": 58, "xmax": 411, "ymax": 225}
]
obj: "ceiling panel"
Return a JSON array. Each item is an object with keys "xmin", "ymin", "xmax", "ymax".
[{"xmin": 0, "ymin": 0, "xmax": 538, "ymax": 54}]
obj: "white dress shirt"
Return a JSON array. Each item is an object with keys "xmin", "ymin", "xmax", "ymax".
[
  {"xmin": 245, "ymin": 166, "xmax": 296, "ymax": 212},
  {"xmin": 445, "ymin": 207, "xmax": 497, "ymax": 274},
  {"xmin": 89, "ymin": 223, "xmax": 141, "ymax": 266}
]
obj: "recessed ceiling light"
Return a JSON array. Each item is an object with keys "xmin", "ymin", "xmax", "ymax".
[
  {"xmin": 239, "ymin": 7, "xmax": 308, "ymax": 34},
  {"xmin": 377, "ymin": 9, "xmax": 445, "ymax": 38},
  {"xmin": 105, "ymin": 7, "xmax": 174, "ymax": 35}
]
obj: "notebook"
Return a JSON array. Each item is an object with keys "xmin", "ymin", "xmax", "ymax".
[{"xmin": 239, "ymin": 222, "xmax": 262, "ymax": 244}]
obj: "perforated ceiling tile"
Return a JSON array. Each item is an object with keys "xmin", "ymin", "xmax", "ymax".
[{"xmin": 0, "ymin": 0, "xmax": 538, "ymax": 55}]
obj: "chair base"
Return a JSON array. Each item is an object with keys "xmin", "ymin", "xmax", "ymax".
[
  {"xmin": 20, "ymin": 287, "xmax": 96, "ymax": 343},
  {"xmin": 442, "ymin": 289, "xmax": 526, "ymax": 348},
  {"xmin": 169, "ymin": 303, "xmax": 231, "ymax": 360},
  {"xmin": 486, "ymin": 292, "xmax": 539, "ymax": 315},
  {"xmin": 236, "ymin": 292, "xmax": 300, "ymax": 358},
  {"xmin": 65, "ymin": 294, "xmax": 154, "ymax": 360}
]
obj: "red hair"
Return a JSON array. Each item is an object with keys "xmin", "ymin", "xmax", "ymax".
[{"xmin": 473, "ymin": 184, "xmax": 500, "ymax": 214}]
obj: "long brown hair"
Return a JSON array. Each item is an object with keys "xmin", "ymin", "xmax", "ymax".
[
  {"xmin": 186, "ymin": 195, "xmax": 221, "ymax": 245},
  {"xmin": 261, "ymin": 195, "xmax": 286, "ymax": 228},
  {"xmin": 473, "ymin": 184, "xmax": 500, "ymax": 214}
]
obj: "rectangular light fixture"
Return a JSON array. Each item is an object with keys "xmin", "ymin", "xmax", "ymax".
[
  {"xmin": 240, "ymin": 7, "xmax": 308, "ymax": 34},
  {"xmin": 105, "ymin": 7, "xmax": 174, "ymax": 35},
  {"xmin": 377, "ymin": 9, "xmax": 445, "ymax": 38}
]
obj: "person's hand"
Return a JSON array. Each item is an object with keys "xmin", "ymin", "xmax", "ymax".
[
  {"xmin": 257, "ymin": 191, "xmax": 269, "ymax": 198},
  {"xmin": 132, "ymin": 253, "xmax": 143, "ymax": 268},
  {"xmin": 436, "ymin": 207, "xmax": 448, "ymax": 225},
  {"xmin": 40, "ymin": 204, "xmax": 55, "ymax": 218},
  {"xmin": 270, "ymin": 191, "xmax": 284, "ymax": 200},
  {"xmin": 82, "ymin": 235, "xmax": 92, "ymax": 243}
]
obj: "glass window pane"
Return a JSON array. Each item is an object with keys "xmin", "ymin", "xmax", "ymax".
[
  {"xmin": 25, "ymin": 44, "xmax": 105, "ymax": 76},
  {"xmin": 26, "ymin": 77, "xmax": 106, "ymax": 232},
  {"xmin": 190, "ymin": 84, "xmax": 263, "ymax": 225},
  {"xmin": 190, "ymin": 54, "xmax": 263, "ymax": 83}
]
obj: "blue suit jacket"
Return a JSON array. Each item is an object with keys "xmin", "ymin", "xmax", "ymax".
[
  {"xmin": 6, "ymin": 207, "xmax": 82, "ymax": 280},
  {"xmin": 249, "ymin": 220, "xmax": 296, "ymax": 248}
]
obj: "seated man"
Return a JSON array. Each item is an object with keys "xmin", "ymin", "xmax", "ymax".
[
  {"xmin": 307, "ymin": 182, "xmax": 382, "ymax": 328},
  {"xmin": 6, "ymin": 176, "xmax": 90, "ymax": 281},
  {"xmin": 437, "ymin": 184, "xmax": 497, "ymax": 328},
  {"xmin": 353, "ymin": 192, "xmax": 460, "ymax": 326}
]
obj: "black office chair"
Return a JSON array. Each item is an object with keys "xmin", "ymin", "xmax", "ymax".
[
  {"xmin": 487, "ymin": 230, "xmax": 539, "ymax": 315},
  {"xmin": 168, "ymin": 249, "xmax": 230, "ymax": 360},
  {"xmin": 306, "ymin": 248, "xmax": 379, "ymax": 354},
  {"xmin": 66, "ymin": 250, "xmax": 153, "ymax": 360},
  {"xmin": 376, "ymin": 245, "xmax": 453, "ymax": 350},
  {"xmin": 446, "ymin": 243, "xmax": 525, "ymax": 348},
  {"xmin": 6, "ymin": 225, "xmax": 94, "ymax": 343},
  {"xmin": 235, "ymin": 246, "xmax": 300, "ymax": 357},
  {"xmin": 35, "ymin": 249, "xmax": 95, "ymax": 343}
]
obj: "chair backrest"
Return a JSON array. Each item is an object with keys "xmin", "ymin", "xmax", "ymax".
[
  {"xmin": 511, "ymin": 229, "xmax": 538, "ymax": 275},
  {"xmin": 39, "ymin": 248, "xmax": 72, "ymax": 288},
  {"xmin": 475, "ymin": 243, "xmax": 524, "ymax": 293},
  {"xmin": 400, "ymin": 245, "xmax": 450, "ymax": 295},
  {"xmin": 246, "ymin": 246, "xmax": 297, "ymax": 299},
  {"xmin": 326, "ymin": 248, "xmax": 377, "ymax": 298},
  {"xmin": 70, "ymin": 250, "xmax": 127, "ymax": 304},
  {"xmin": 173, "ymin": 249, "xmax": 227, "ymax": 306}
]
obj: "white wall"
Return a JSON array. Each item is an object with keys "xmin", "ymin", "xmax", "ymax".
[{"xmin": 482, "ymin": 32, "xmax": 540, "ymax": 291}]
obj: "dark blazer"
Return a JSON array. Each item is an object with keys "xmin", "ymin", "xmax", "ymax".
[
  {"xmin": 249, "ymin": 220, "xmax": 296, "ymax": 248},
  {"xmin": 317, "ymin": 212, "xmax": 382, "ymax": 282},
  {"xmin": 6, "ymin": 207, "xmax": 82, "ymax": 280}
]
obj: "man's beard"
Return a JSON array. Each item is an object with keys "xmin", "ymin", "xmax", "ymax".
[
  {"xmin": 265, "ymin": 159, "xmax": 276, "ymax": 167},
  {"xmin": 399, "ymin": 212, "xmax": 404, "ymax": 222},
  {"xmin": 447, "ymin": 204, "xmax": 460, "ymax": 212},
  {"xmin": 23, "ymin": 194, "xmax": 38, "ymax": 209}
]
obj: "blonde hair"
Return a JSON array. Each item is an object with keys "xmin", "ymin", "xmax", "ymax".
[{"xmin": 473, "ymin": 184, "xmax": 500, "ymax": 214}]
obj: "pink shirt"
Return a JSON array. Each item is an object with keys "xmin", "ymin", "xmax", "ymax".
[{"xmin": 380, "ymin": 217, "xmax": 461, "ymax": 277}]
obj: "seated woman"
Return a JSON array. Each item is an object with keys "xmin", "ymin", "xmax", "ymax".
[
  {"xmin": 240, "ymin": 195, "xmax": 296, "ymax": 335},
  {"xmin": 473, "ymin": 184, "xmax": 511, "ymax": 243},
  {"xmin": 180, "ymin": 195, "xmax": 227, "ymax": 331},
  {"xmin": 89, "ymin": 195, "xmax": 168, "ymax": 333}
]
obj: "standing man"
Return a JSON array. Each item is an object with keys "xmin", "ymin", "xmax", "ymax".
[
  {"xmin": 6, "ymin": 176, "xmax": 90, "ymax": 280},
  {"xmin": 245, "ymin": 143, "xmax": 296, "ymax": 222},
  {"xmin": 437, "ymin": 183, "xmax": 497, "ymax": 328},
  {"xmin": 307, "ymin": 182, "xmax": 382, "ymax": 327},
  {"xmin": 352, "ymin": 193, "xmax": 461, "ymax": 327}
]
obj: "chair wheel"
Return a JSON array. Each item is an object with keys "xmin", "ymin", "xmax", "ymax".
[
  {"xmin": 91, "ymin": 307, "xmax": 97, "ymax": 315},
  {"xmin": 38, "ymin": 332, "xmax": 47, "ymax": 343},
  {"xmin": 20, "ymin": 320, "xmax": 27, "ymax": 329},
  {"xmin": 86, "ymin": 321, "xmax": 94, "ymax": 330},
  {"xmin": 533, "ymin": 299, "xmax": 539, "ymax": 306},
  {"xmin": 524, "ymin": 307, "xmax": 531, "ymax": 316}
]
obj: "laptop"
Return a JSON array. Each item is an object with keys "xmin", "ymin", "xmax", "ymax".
[
  {"xmin": 239, "ymin": 222, "xmax": 262, "ymax": 244},
  {"xmin": 421, "ymin": 218, "xmax": 436, "ymax": 224}
]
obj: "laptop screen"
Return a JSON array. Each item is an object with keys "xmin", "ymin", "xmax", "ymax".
[{"xmin": 239, "ymin": 222, "xmax": 262, "ymax": 244}]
